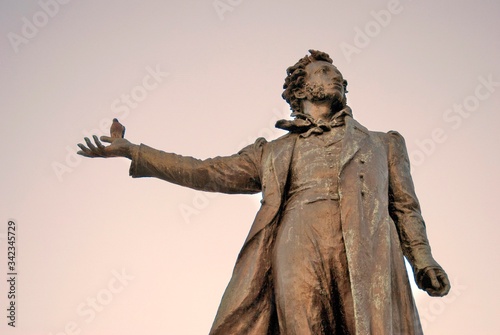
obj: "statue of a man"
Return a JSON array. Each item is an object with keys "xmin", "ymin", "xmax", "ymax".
[{"xmin": 78, "ymin": 50, "xmax": 450, "ymax": 334}]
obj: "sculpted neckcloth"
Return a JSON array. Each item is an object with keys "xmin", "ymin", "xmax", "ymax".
[{"xmin": 275, "ymin": 106, "xmax": 353, "ymax": 137}]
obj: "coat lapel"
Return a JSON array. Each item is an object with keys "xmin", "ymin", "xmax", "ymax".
[
  {"xmin": 339, "ymin": 117, "xmax": 369, "ymax": 175},
  {"xmin": 270, "ymin": 134, "xmax": 298, "ymax": 200},
  {"xmin": 242, "ymin": 134, "xmax": 298, "ymax": 245}
]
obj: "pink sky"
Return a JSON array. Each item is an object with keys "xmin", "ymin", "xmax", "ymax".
[{"xmin": 1, "ymin": 0, "xmax": 499, "ymax": 334}]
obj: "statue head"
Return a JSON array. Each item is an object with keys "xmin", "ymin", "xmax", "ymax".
[{"xmin": 282, "ymin": 49, "xmax": 348, "ymax": 115}]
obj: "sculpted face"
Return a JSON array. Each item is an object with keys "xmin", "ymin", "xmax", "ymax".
[{"xmin": 297, "ymin": 61, "xmax": 347, "ymax": 106}]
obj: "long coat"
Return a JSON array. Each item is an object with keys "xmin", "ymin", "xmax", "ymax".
[{"xmin": 129, "ymin": 116, "xmax": 437, "ymax": 334}]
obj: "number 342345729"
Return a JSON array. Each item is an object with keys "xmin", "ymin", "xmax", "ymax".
[{"xmin": 7, "ymin": 221, "xmax": 16, "ymax": 272}]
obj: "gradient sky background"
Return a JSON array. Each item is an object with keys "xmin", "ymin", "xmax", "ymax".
[{"xmin": 1, "ymin": 0, "xmax": 499, "ymax": 334}]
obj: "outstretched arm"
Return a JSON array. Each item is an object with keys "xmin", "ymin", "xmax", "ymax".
[
  {"xmin": 128, "ymin": 139, "xmax": 264, "ymax": 194},
  {"xmin": 387, "ymin": 131, "xmax": 450, "ymax": 297},
  {"xmin": 78, "ymin": 135, "xmax": 265, "ymax": 195}
]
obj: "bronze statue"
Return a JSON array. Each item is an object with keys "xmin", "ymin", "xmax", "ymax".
[{"xmin": 78, "ymin": 50, "xmax": 450, "ymax": 334}]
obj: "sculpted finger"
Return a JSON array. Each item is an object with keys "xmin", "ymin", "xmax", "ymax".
[
  {"xmin": 438, "ymin": 272, "xmax": 450, "ymax": 286},
  {"xmin": 427, "ymin": 270, "xmax": 441, "ymax": 289},
  {"xmin": 78, "ymin": 142, "xmax": 99, "ymax": 157},
  {"xmin": 100, "ymin": 136, "xmax": 113, "ymax": 144},
  {"xmin": 437, "ymin": 273, "xmax": 451, "ymax": 296},
  {"xmin": 438, "ymin": 286, "xmax": 450, "ymax": 296},
  {"xmin": 77, "ymin": 143, "xmax": 99, "ymax": 157},
  {"xmin": 425, "ymin": 288, "xmax": 441, "ymax": 297},
  {"xmin": 77, "ymin": 143, "xmax": 88, "ymax": 151},
  {"xmin": 77, "ymin": 143, "xmax": 92, "ymax": 154},
  {"xmin": 84, "ymin": 137, "xmax": 99, "ymax": 153},
  {"xmin": 93, "ymin": 135, "xmax": 105, "ymax": 150},
  {"xmin": 77, "ymin": 149, "xmax": 95, "ymax": 158}
]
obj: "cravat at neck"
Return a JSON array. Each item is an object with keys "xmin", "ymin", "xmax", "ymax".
[{"xmin": 276, "ymin": 106, "xmax": 352, "ymax": 138}]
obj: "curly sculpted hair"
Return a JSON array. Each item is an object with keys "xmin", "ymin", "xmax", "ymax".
[{"xmin": 282, "ymin": 49, "xmax": 347, "ymax": 114}]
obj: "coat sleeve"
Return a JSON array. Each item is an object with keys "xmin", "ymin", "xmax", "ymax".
[
  {"xmin": 128, "ymin": 138, "xmax": 266, "ymax": 194},
  {"xmin": 386, "ymin": 131, "xmax": 441, "ymax": 278}
]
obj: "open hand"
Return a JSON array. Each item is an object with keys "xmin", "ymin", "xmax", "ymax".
[{"xmin": 77, "ymin": 135, "xmax": 135, "ymax": 159}]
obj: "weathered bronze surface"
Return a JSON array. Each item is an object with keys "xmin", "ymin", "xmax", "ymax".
[{"xmin": 78, "ymin": 50, "xmax": 450, "ymax": 334}]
